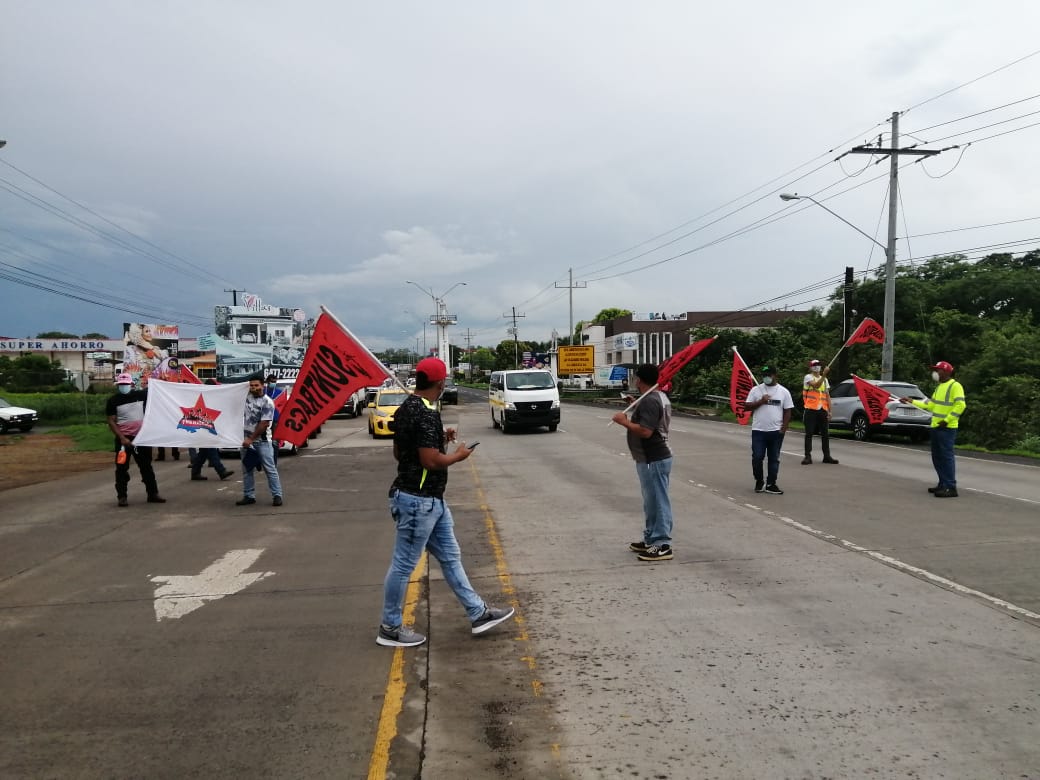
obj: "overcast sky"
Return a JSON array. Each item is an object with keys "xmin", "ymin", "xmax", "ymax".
[{"xmin": 3, "ymin": 2, "xmax": 1040, "ymax": 354}]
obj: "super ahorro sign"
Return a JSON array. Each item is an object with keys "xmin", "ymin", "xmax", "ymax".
[
  {"xmin": 0, "ymin": 339, "xmax": 121, "ymax": 352},
  {"xmin": 557, "ymin": 345, "xmax": 594, "ymax": 374}
]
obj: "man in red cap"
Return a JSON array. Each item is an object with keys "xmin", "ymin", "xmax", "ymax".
[
  {"xmin": 900, "ymin": 361, "xmax": 966, "ymax": 497},
  {"xmin": 377, "ymin": 356, "xmax": 514, "ymax": 647}
]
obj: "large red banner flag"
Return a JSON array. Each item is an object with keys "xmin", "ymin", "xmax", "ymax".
[
  {"xmin": 656, "ymin": 337, "xmax": 717, "ymax": 387},
  {"xmin": 730, "ymin": 349, "xmax": 756, "ymax": 425},
  {"xmin": 852, "ymin": 375, "xmax": 893, "ymax": 425},
  {"xmin": 277, "ymin": 311, "xmax": 393, "ymax": 446},
  {"xmin": 846, "ymin": 317, "xmax": 885, "ymax": 346}
]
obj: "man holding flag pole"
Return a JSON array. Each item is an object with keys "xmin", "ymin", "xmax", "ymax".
[{"xmin": 744, "ymin": 363, "xmax": 794, "ymax": 495}]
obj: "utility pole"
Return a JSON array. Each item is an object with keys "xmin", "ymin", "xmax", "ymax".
[
  {"xmin": 847, "ymin": 111, "xmax": 939, "ymax": 380},
  {"xmin": 839, "ymin": 266, "xmax": 854, "ymax": 381},
  {"xmin": 503, "ymin": 307, "xmax": 526, "ymax": 369},
  {"xmin": 555, "ymin": 268, "xmax": 586, "ymax": 346},
  {"xmin": 462, "ymin": 328, "xmax": 475, "ymax": 379},
  {"xmin": 224, "ymin": 288, "xmax": 246, "ymax": 306}
]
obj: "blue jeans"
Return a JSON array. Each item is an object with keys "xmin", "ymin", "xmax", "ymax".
[
  {"xmin": 931, "ymin": 427, "xmax": 957, "ymax": 488},
  {"xmin": 190, "ymin": 448, "xmax": 228, "ymax": 477},
  {"xmin": 635, "ymin": 457, "xmax": 673, "ymax": 546},
  {"xmin": 381, "ymin": 490, "xmax": 485, "ymax": 628},
  {"xmin": 241, "ymin": 441, "xmax": 282, "ymax": 499},
  {"xmin": 751, "ymin": 430, "xmax": 785, "ymax": 485}
]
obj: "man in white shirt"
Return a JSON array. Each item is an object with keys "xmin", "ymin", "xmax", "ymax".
[{"xmin": 744, "ymin": 364, "xmax": 794, "ymax": 495}]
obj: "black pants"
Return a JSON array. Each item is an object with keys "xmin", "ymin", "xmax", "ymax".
[
  {"xmin": 114, "ymin": 438, "xmax": 159, "ymax": 498},
  {"xmin": 803, "ymin": 409, "xmax": 832, "ymax": 458}
]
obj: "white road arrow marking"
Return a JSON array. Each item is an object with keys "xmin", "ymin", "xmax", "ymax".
[{"xmin": 150, "ymin": 548, "xmax": 274, "ymax": 622}]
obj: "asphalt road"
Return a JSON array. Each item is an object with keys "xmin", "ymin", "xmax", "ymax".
[{"xmin": 1, "ymin": 394, "xmax": 1038, "ymax": 779}]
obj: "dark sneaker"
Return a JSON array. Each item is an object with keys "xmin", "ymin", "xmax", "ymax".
[
  {"xmin": 822, "ymin": 457, "xmax": 839, "ymax": 464},
  {"xmin": 272, "ymin": 496, "xmax": 283, "ymax": 506},
  {"xmin": 190, "ymin": 475, "xmax": 208, "ymax": 481},
  {"xmin": 376, "ymin": 624, "xmax": 426, "ymax": 647},
  {"xmin": 754, "ymin": 481, "xmax": 765, "ymax": 493},
  {"xmin": 471, "ymin": 606, "xmax": 515, "ymax": 635},
  {"xmin": 146, "ymin": 495, "xmax": 167, "ymax": 503},
  {"xmin": 236, "ymin": 496, "xmax": 256, "ymax": 506},
  {"xmin": 218, "ymin": 470, "xmax": 235, "ymax": 481},
  {"xmin": 933, "ymin": 488, "xmax": 959, "ymax": 498},
  {"xmin": 117, "ymin": 497, "xmax": 129, "ymax": 507},
  {"xmin": 637, "ymin": 544, "xmax": 673, "ymax": 561},
  {"xmin": 927, "ymin": 485, "xmax": 941, "ymax": 494},
  {"xmin": 629, "ymin": 541, "xmax": 651, "ymax": 553},
  {"xmin": 801, "ymin": 456, "xmax": 812, "ymax": 465},
  {"xmin": 764, "ymin": 484, "xmax": 784, "ymax": 495}
]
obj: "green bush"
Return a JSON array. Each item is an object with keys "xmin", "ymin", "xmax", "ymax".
[{"xmin": 0, "ymin": 390, "xmax": 109, "ymax": 425}]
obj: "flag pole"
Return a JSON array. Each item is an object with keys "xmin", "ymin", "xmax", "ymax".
[
  {"xmin": 731, "ymin": 345, "xmax": 759, "ymax": 385},
  {"xmin": 319, "ymin": 305, "xmax": 401, "ymax": 388}
]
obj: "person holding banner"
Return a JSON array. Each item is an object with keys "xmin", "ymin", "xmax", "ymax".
[
  {"xmin": 105, "ymin": 372, "xmax": 165, "ymax": 507},
  {"xmin": 236, "ymin": 378, "xmax": 284, "ymax": 507},
  {"xmin": 900, "ymin": 360, "xmax": 966, "ymax": 498},
  {"xmin": 745, "ymin": 365, "xmax": 794, "ymax": 495},
  {"xmin": 801, "ymin": 359, "xmax": 839, "ymax": 465},
  {"xmin": 612, "ymin": 363, "xmax": 675, "ymax": 562},
  {"xmin": 378, "ymin": 357, "xmax": 514, "ymax": 648}
]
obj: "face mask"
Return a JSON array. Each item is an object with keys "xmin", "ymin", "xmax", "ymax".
[
  {"xmin": 763, "ymin": 376, "xmax": 775, "ymax": 386},
  {"xmin": 267, "ymin": 382, "xmax": 276, "ymax": 388},
  {"xmin": 118, "ymin": 385, "xmax": 132, "ymax": 395},
  {"xmin": 811, "ymin": 366, "xmax": 821, "ymax": 374},
  {"xmin": 931, "ymin": 371, "xmax": 940, "ymax": 382}
]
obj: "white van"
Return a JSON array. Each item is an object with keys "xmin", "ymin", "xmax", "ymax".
[{"xmin": 488, "ymin": 369, "xmax": 561, "ymax": 433}]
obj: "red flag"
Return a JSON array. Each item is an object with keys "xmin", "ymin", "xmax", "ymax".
[
  {"xmin": 729, "ymin": 351, "xmax": 756, "ymax": 425},
  {"xmin": 852, "ymin": 375, "xmax": 893, "ymax": 425},
  {"xmin": 846, "ymin": 317, "xmax": 885, "ymax": 345},
  {"xmin": 178, "ymin": 364, "xmax": 203, "ymax": 384},
  {"xmin": 656, "ymin": 337, "xmax": 717, "ymax": 387},
  {"xmin": 277, "ymin": 313, "xmax": 392, "ymax": 446}
]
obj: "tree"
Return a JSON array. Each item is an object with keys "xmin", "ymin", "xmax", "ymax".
[
  {"xmin": 36, "ymin": 331, "xmax": 78, "ymax": 339},
  {"xmin": 81, "ymin": 332, "xmax": 110, "ymax": 339},
  {"xmin": 592, "ymin": 308, "xmax": 632, "ymax": 324}
]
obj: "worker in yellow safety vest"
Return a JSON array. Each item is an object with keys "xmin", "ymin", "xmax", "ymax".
[
  {"xmin": 899, "ymin": 360, "xmax": 966, "ymax": 498},
  {"xmin": 801, "ymin": 359, "xmax": 838, "ymax": 465}
]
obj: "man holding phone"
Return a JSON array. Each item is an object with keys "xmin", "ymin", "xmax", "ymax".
[{"xmin": 377, "ymin": 357, "xmax": 514, "ymax": 647}]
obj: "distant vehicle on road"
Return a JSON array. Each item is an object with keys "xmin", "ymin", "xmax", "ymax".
[
  {"xmin": 0, "ymin": 397, "xmax": 38, "ymax": 433},
  {"xmin": 829, "ymin": 379, "xmax": 931, "ymax": 442},
  {"xmin": 368, "ymin": 388, "xmax": 410, "ymax": 438},
  {"xmin": 489, "ymin": 369, "xmax": 560, "ymax": 433},
  {"xmin": 440, "ymin": 378, "xmax": 459, "ymax": 405}
]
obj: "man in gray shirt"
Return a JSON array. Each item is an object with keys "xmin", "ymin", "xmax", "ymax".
[{"xmin": 612, "ymin": 364, "xmax": 674, "ymax": 561}]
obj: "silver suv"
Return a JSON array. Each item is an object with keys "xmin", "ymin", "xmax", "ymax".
[{"xmin": 828, "ymin": 379, "xmax": 930, "ymax": 442}]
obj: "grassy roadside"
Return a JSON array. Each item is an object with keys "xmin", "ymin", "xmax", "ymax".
[{"xmin": 49, "ymin": 424, "xmax": 112, "ymax": 452}]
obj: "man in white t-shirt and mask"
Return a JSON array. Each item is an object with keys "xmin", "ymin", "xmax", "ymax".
[{"xmin": 744, "ymin": 364, "xmax": 794, "ymax": 495}]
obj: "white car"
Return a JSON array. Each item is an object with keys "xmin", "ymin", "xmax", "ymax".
[
  {"xmin": 828, "ymin": 379, "xmax": 931, "ymax": 442},
  {"xmin": 0, "ymin": 397, "xmax": 39, "ymax": 433}
]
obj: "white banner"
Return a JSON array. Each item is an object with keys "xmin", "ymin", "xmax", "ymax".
[{"xmin": 134, "ymin": 380, "xmax": 249, "ymax": 449}]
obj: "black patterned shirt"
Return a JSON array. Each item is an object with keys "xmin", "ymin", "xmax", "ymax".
[{"xmin": 391, "ymin": 394, "xmax": 447, "ymax": 497}]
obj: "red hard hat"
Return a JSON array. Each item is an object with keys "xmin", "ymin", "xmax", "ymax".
[{"xmin": 931, "ymin": 360, "xmax": 954, "ymax": 373}]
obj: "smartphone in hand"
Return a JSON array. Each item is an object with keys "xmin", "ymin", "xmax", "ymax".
[{"xmin": 467, "ymin": 441, "xmax": 480, "ymax": 449}]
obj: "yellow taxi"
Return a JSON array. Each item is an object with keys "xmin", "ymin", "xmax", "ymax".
[{"xmin": 367, "ymin": 388, "xmax": 411, "ymax": 438}]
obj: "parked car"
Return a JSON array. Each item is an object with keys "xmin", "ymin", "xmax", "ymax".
[
  {"xmin": 0, "ymin": 397, "xmax": 39, "ymax": 433},
  {"xmin": 368, "ymin": 388, "xmax": 410, "ymax": 438},
  {"xmin": 828, "ymin": 379, "xmax": 931, "ymax": 442},
  {"xmin": 440, "ymin": 378, "xmax": 459, "ymax": 405},
  {"xmin": 337, "ymin": 388, "xmax": 366, "ymax": 418}
]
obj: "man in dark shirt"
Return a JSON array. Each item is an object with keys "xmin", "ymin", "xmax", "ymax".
[
  {"xmin": 612, "ymin": 363, "xmax": 674, "ymax": 561},
  {"xmin": 377, "ymin": 357, "xmax": 514, "ymax": 648},
  {"xmin": 105, "ymin": 372, "xmax": 165, "ymax": 507}
]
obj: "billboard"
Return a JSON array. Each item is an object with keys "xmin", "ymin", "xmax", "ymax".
[
  {"xmin": 557, "ymin": 345, "xmax": 594, "ymax": 374},
  {"xmin": 632, "ymin": 312, "xmax": 687, "ymax": 322},
  {"xmin": 122, "ymin": 323, "xmax": 181, "ymax": 384}
]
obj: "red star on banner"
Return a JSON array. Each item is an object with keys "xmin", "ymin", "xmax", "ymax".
[{"xmin": 180, "ymin": 393, "xmax": 222, "ymax": 428}]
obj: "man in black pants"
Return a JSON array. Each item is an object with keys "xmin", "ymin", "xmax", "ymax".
[{"xmin": 105, "ymin": 372, "xmax": 166, "ymax": 507}]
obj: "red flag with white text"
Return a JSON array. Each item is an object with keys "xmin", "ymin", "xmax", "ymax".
[
  {"xmin": 729, "ymin": 351, "xmax": 756, "ymax": 425},
  {"xmin": 852, "ymin": 375, "xmax": 893, "ymax": 425},
  {"xmin": 178, "ymin": 364, "xmax": 203, "ymax": 384},
  {"xmin": 656, "ymin": 337, "xmax": 717, "ymax": 387},
  {"xmin": 846, "ymin": 317, "xmax": 885, "ymax": 346},
  {"xmin": 277, "ymin": 313, "xmax": 393, "ymax": 446}
]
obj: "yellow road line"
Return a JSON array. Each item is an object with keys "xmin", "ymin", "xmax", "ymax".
[{"xmin": 367, "ymin": 553, "xmax": 427, "ymax": 780}]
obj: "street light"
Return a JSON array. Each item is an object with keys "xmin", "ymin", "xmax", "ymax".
[
  {"xmin": 780, "ymin": 192, "xmax": 896, "ymax": 380},
  {"xmin": 404, "ymin": 280, "xmax": 467, "ymax": 375},
  {"xmin": 403, "ymin": 309, "xmax": 427, "ymax": 355}
]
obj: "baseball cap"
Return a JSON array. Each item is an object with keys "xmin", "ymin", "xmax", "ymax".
[
  {"xmin": 416, "ymin": 357, "xmax": 447, "ymax": 382},
  {"xmin": 115, "ymin": 372, "xmax": 133, "ymax": 385},
  {"xmin": 760, "ymin": 365, "xmax": 777, "ymax": 375},
  {"xmin": 808, "ymin": 359, "xmax": 821, "ymax": 367},
  {"xmin": 931, "ymin": 360, "xmax": 954, "ymax": 373}
]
